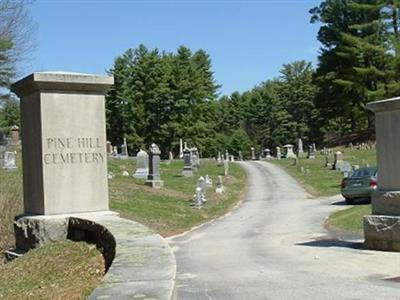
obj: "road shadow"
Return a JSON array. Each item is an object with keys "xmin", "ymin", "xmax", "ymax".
[
  {"xmin": 331, "ymin": 198, "xmax": 371, "ymax": 206},
  {"xmin": 296, "ymin": 238, "xmax": 364, "ymax": 250}
]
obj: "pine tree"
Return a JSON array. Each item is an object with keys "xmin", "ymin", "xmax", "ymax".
[{"xmin": 311, "ymin": 0, "xmax": 389, "ymax": 133}]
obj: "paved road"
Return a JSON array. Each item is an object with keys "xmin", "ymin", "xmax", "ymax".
[{"xmin": 168, "ymin": 161, "xmax": 400, "ymax": 300}]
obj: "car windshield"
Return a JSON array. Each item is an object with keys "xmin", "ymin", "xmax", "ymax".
[{"xmin": 351, "ymin": 168, "xmax": 377, "ymax": 177}]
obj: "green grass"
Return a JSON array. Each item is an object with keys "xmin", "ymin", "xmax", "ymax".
[
  {"xmin": 270, "ymin": 146, "xmax": 377, "ymax": 197},
  {"xmin": 327, "ymin": 204, "xmax": 371, "ymax": 233},
  {"xmin": 108, "ymin": 158, "xmax": 247, "ymax": 236},
  {"xmin": 0, "ymin": 153, "xmax": 246, "ymax": 298},
  {"xmin": 0, "ymin": 240, "xmax": 104, "ymax": 300}
]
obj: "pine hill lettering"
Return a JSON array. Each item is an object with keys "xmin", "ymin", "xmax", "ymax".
[{"xmin": 43, "ymin": 137, "xmax": 104, "ymax": 165}]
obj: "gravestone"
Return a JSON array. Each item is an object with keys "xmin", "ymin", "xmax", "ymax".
[
  {"xmin": 112, "ymin": 146, "xmax": 118, "ymax": 158},
  {"xmin": 324, "ymin": 155, "xmax": 329, "ymax": 167},
  {"xmin": 193, "ymin": 187, "xmax": 203, "ymax": 209},
  {"xmin": 217, "ymin": 151, "xmax": 223, "ymax": 166},
  {"xmin": 215, "ymin": 176, "xmax": 225, "ymax": 194},
  {"xmin": 133, "ymin": 149, "xmax": 149, "ymax": 179},
  {"xmin": 264, "ymin": 148, "xmax": 271, "ymax": 159},
  {"xmin": 3, "ymin": 151, "xmax": 17, "ymax": 170},
  {"xmin": 224, "ymin": 159, "xmax": 229, "ymax": 176},
  {"xmin": 312, "ymin": 143, "xmax": 317, "ymax": 153},
  {"xmin": 283, "ymin": 144, "xmax": 296, "ymax": 159},
  {"xmin": 191, "ymin": 147, "xmax": 200, "ymax": 171},
  {"xmin": 205, "ymin": 174, "xmax": 213, "ymax": 187},
  {"xmin": 276, "ymin": 146, "xmax": 281, "ymax": 160},
  {"xmin": 298, "ymin": 138, "xmax": 304, "ymax": 156},
  {"xmin": 333, "ymin": 151, "xmax": 344, "ymax": 170},
  {"xmin": 179, "ymin": 138, "xmax": 183, "ymax": 159},
  {"xmin": 336, "ymin": 161, "xmax": 352, "ymax": 173},
  {"xmin": 106, "ymin": 141, "xmax": 112, "ymax": 156},
  {"xmin": 307, "ymin": 145, "xmax": 315, "ymax": 159},
  {"xmin": 197, "ymin": 176, "xmax": 206, "ymax": 199},
  {"xmin": 238, "ymin": 151, "xmax": 243, "ymax": 161},
  {"xmin": 251, "ymin": 147, "xmax": 256, "ymax": 160},
  {"xmin": 11, "ymin": 72, "xmax": 113, "ymax": 215},
  {"xmin": 10, "ymin": 125, "xmax": 20, "ymax": 146},
  {"xmin": 0, "ymin": 145, "xmax": 6, "ymax": 160},
  {"xmin": 364, "ymin": 97, "xmax": 400, "ymax": 251},
  {"xmin": 182, "ymin": 148, "xmax": 193, "ymax": 177},
  {"xmin": 145, "ymin": 143, "xmax": 164, "ymax": 188},
  {"xmin": 120, "ymin": 137, "xmax": 128, "ymax": 159},
  {"xmin": 166, "ymin": 151, "xmax": 173, "ymax": 165},
  {"xmin": 230, "ymin": 155, "xmax": 235, "ymax": 162}
]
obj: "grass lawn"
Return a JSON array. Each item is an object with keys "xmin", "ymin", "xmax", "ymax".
[
  {"xmin": 270, "ymin": 146, "xmax": 375, "ymax": 234},
  {"xmin": 270, "ymin": 146, "xmax": 377, "ymax": 197},
  {"xmin": 0, "ymin": 154, "xmax": 246, "ymax": 298},
  {"xmin": 0, "ymin": 240, "xmax": 104, "ymax": 300},
  {"xmin": 108, "ymin": 158, "xmax": 247, "ymax": 236},
  {"xmin": 327, "ymin": 204, "xmax": 371, "ymax": 234}
]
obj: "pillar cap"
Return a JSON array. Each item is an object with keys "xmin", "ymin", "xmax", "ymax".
[
  {"xmin": 367, "ymin": 96, "xmax": 400, "ymax": 113},
  {"xmin": 11, "ymin": 72, "xmax": 114, "ymax": 97}
]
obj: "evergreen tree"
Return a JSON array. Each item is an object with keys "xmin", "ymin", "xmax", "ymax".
[{"xmin": 311, "ymin": 0, "xmax": 390, "ymax": 133}]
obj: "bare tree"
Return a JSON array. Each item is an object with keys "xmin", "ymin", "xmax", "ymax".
[{"xmin": 0, "ymin": 0, "xmax": 36, "ymax": 88}]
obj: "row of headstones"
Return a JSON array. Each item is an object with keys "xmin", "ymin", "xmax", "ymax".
[
  {"xmin": 348, "ymin": 141, "xmax": 376, "ymax": 150},
  {"xmin": 291, "ymin": 146, "xmax": 370, "ymax": 178},
  {"xmin": 106, "ymin": 138, "xmax": 129, "ymax": 159},
  {"xmin": 110, "ymin": 144, "xmax": 202, "ymax": 189},
  {"xmin": 253, "ymin": 143, "xmax": 318, "ymax": 161},
  {"xmin": 108, "ymin": 143, "xmax": 165, "ymax": 188}
]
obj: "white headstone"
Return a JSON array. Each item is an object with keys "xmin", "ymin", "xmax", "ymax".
[
  {"xmin": 133, "ymin": 149, "xmax": 149, "ymax": 179},
  {"xmin": 3, "ymin": 151, "xmax": 17, "ymax": 170}
]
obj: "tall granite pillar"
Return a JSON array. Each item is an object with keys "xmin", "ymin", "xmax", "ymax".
[
  {"xmin": 11, "ymin": 72, "xmax": 113, "ymax": 215},
  {"xmin": 145, "ymin": 143, "xmax": 164, "ymax": 188},
  {"xmin": 364, "ymin": 96, "xmax": 400, "ymax": 251}
]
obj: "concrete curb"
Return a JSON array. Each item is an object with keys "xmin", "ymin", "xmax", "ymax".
[
  {"xmin": 86, "ymin": 214, "xmax": 177, "ymax": 300},
  {"xmin": 14, "ymin": 212, "xmax": 177, "ymax": 300}
]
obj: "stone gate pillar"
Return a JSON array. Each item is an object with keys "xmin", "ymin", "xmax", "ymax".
[
  {"xmin": 11, "ymin": 72, "xmax": 114, "ymax": 215},
  {"xmin": 364, "ymin": 96, "xmax": 400, "ymax": 251}
]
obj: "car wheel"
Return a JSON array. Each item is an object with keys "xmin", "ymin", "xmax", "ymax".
[{"xmin": 345, "ymin": 197, "xmax": 354, "ymax": 205}]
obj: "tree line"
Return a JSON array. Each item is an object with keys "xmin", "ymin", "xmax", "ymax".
[{"xmin": 2, "ymin": 1, "xmax": 400, "ymax": 157}]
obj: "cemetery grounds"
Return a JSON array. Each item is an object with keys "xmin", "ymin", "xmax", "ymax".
[{"xmin": 0, "ymin": 155, "xmax": 246, "ymax": 299}]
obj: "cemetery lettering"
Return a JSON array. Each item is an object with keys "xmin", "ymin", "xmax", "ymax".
[{"xmin": 43, "ymin": 137, "xmax": 104, "ymax": 165}]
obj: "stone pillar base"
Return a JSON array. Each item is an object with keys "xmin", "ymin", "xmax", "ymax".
[
  {"xmin": 14, "ymin": 211, "xmax": 118, "ymax": 251},
  {"xmin": 371, "ymin": 190, "xmax": 400, "ymax": 215},
  {"xmin": 363, "ymin": 215, "xmax": 400, "ymax": 251},
  {"xmin": 145, "ymin": 180, "xmax": 164, "ymax": 189}
]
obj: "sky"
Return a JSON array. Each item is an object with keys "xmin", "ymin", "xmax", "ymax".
[{"xmin": 29, "ymin": 0, "xmax": 321, "ymax": 96}]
